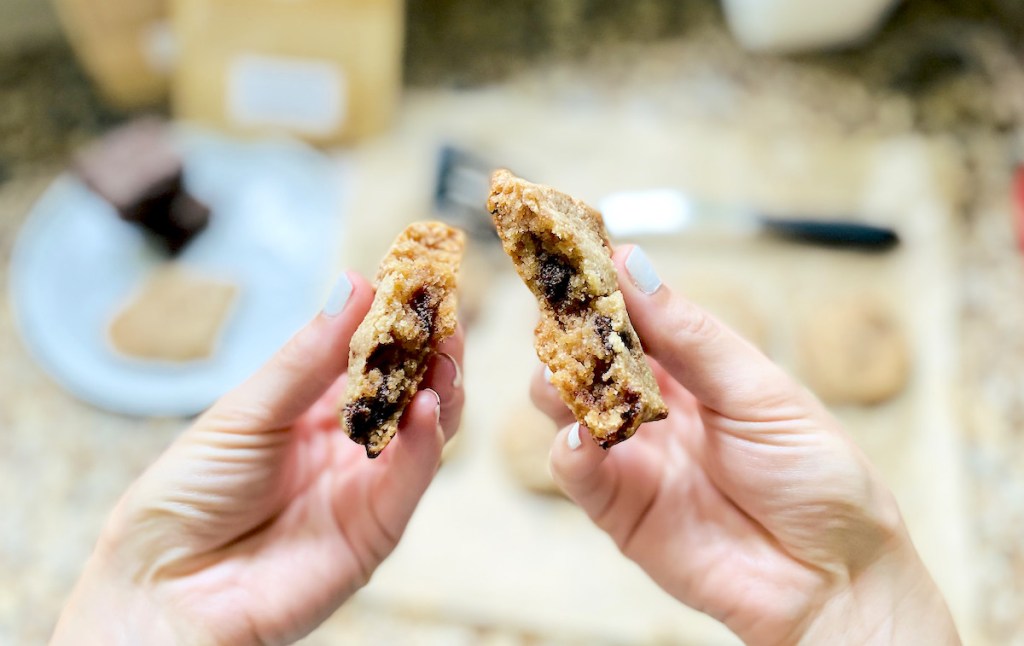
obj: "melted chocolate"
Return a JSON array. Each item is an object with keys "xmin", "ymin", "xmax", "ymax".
[
  {"xmin": 538, "ymin": 252, "xmax": 574, "ymax": 311},
  {"xmin": 621, "ymin": 329, "xmax": 636, "ymax": 352},
  {"xmin": 594, "ymin": 316, "xmax": 614, "ymax": 350},
  {"xmin": 353, "ymin": 289, "xmax": 436, "ymax": 457},
  {"xmin": 366, "ymin": 342, "xmax": 408, "ymax": 375},
  {"xmin": 410, "ymin": 288, "xmax": 437, "ymax": 336},
  {"xmin": 591, "ymin": 356, "xmax": 612, "ymax": 387},
  {"xmin": 619, "ymin": 390, "xmax": 643, "ymax": 432},
  {"xmin": 596, "ymin": 391, "xmax": 644, "ymax": 449},
  {"xmin": 344, "ymin": 391, "xmax": 401, "ymax": 456}
]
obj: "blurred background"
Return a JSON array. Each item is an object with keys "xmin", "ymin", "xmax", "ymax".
[{"xmin": 2, "ymin": 0, "xmax": 1024, "ymax": 643}]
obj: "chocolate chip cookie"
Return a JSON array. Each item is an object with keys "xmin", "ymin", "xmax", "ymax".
[
  {"xmin": 341, "ymin": 222, "xmax": 465, "ymax": 458},
  {"xmin": 488, "ymin": 170, "xmax": 667, "ymax": 447},
  {"xmin": 799, "ymin": 294, "xmax": 910, "ymax": 405}
]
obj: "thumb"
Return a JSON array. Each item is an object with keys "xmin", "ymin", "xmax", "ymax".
[
  {"xmin": 328, "ymin": 389, "xmax": 446, "ymax": 580},
  {"xmin": 614, "ymin": 245, "xmax": 814, "ymax": 423},
  {"xmin": 550, "ymin": 423, "xmax": 612, "ymax": 508},
  {"xmin": 550, "ymin": 422, "xmax": 664, "ymax": 550},
  {"xmin": 203, "ymin": 271, "xmax": 375, "ymax": 432}
]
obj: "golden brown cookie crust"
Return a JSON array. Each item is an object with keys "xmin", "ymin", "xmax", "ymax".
[
  {"xmin": 109, "ymin": 266, "xmax": 236, "ymax": 361},
  {"xmin": 341, "ymin": 221, "xmax": 465, "ymax": 458},
  {"xmin": 488, "ymin": 170, "xmax": 667, "ymax": 447}
]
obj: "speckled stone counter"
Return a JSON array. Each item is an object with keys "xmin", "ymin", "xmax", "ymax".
[{"xmin": 3, "ymin": 5, "xmax": 1024, "ymax": 644}]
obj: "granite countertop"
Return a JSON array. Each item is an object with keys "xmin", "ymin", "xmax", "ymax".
[{"xmin": 2, "ymin": 3, "xmax": 1024, "ymax": 644}]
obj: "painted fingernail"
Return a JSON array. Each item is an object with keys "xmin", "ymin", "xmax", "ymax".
[
  {"xmin": 438, "ymin": 353, "xmax": 463, "ymax": 388},
  {"xmin": 544, "ymin": 365, "xmax": 554, "ymax": 383},
  {"xmin": 426, "ymin": 388, "xmax": 442, "ymax": 424},
  {"xmin": 625, "ymin": 246, "xmax": 662, "ymax": 295},
  {"xmin": 567, "ymin": 422, "xmax": 582, "ymax": 450},
  {"xmin": 323, "ymin": 273, "xmax": 353, "ymax": 317}
]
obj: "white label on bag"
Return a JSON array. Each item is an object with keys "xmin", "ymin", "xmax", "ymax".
[
  {"xmin": 227, "ymin": 54, "xmax": 346, "ymax": 136},
  {"xmin": 143, "ymin": 20, "xmax": 177, "ymax": 74}
]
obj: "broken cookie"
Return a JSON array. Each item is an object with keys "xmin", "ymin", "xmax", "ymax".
[
  {"xmin": 341, "ymin": 222, "xmax": 465, "ymax": 458},
  {"xmin": 488, "ymin": 170, "xmax": 667, "ymax": 448}
]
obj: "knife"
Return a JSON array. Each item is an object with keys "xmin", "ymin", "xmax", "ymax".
[{"xmin": 434, "ymin": 145, "xmax": 899, "ymax": 251}]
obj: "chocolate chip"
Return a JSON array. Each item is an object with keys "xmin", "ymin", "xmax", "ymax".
[
  {"xmin": 621, "ymin": 330, "xmax": 636, "ymax": 352},
  {"xmin": 366, "ymin": 342, "xmax": 407, "ymax": 375},
  {"xmin": 594, "ymin": 316, "xmax": 614, "ymax": 350},
  {"xmin": 538, "ymin": 251, "xmax": 573, "ymax": 310},
  {"xmin": 596, "ymin": 391, "xmax": 644, "ymax": 450},
  {"xmin": 344, "ymin": 392, "xmax": 400, "ymax": 453},
  {"xmin": 592, "ymin": 355, "xmax": 612, "ymax": 386},
  {"xmin": 619, "ymin": 390, "xmax": 643, "ymax": 431},
  {"xmin": 410, "ymin": 287, "xmax": 437, "ymax": 336}
]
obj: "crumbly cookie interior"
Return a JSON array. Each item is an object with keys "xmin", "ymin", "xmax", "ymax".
[{"xmin": 341, "ymin": 222, "xmax": 465, "ymax": 457}]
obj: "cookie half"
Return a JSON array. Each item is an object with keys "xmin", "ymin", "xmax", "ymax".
[
  {"xmin": 341, "ymin": 222, "xmax": 465, "ymax": 458},
  {"xmin": 488, "ymin": 170, "xmax": 668, "ymax": 447}
]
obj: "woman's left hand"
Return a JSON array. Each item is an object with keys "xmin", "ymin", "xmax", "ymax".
[{"xmin": 51, "ymin": 272, "xmax": 465, "ymax": 645}]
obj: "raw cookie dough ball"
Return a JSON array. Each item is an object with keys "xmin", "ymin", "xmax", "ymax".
[
  {"xmin": 499, "ymin": 403, "xmax": 564, "ymax": 498},
  {"xmin": 799, "ymin": 295, "xmax": 910, "ymax": 405}
]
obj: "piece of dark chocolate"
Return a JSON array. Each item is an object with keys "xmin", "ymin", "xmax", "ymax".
[{"xmin": 73, "ymin": 117, "xmax": 210, "ymax": 255}]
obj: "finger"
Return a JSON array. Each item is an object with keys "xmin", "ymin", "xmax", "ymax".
[
  {"xmin": 549, "ymin": 422, "xmax": 663, "ymax": 549},
  {"xmin": 207, "ymin": 272, "xmax": 375, "ymax": 432},
  {"xmin": 529, "ymin": 364, "xmax": 576, "ymax": 428},
  {"xmin": 615, "ymin": 246, "xmax": 811, "ymax": 421},
  {"xmin": 420, "ymin": 327, "xmax": 466, "ymax": 440},
  {"xmin": 299, "ymin": 374, "xmax": 351, "ymax": 434},
  {"xmin": 355, "ymin": 390, "xmax": 444, "ymax": 557}
]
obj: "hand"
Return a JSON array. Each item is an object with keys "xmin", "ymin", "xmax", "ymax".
[
  {"xmin": 531, "ymin": 246, "xmax": 960, "ymax": 646},
  {"xmin": 52, "ymin": 272, "xmax": 465, "ymax": 645}
]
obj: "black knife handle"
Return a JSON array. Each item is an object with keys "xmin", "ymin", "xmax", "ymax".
[{"xmin": 759, "ymin": 217, "xmax": 900, "ymax": 251}]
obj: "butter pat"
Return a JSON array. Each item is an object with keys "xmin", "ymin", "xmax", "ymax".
[{"xmin": 172, "ymin": 0, "xmax": 404, "ymax": 145}]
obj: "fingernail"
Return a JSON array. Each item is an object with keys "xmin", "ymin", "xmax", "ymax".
[
  {"xmin": 323, "ymin": 273, "xmax": 353, "ymax": 317},
  {"xmin": 567, "ymin": 422, "xmax": 582, "ymax": 450},
  {"xmin": 426, "ymin": 388, "xmax": 442, "ymax": 424},
  {"xmin": 439, "ymin": 353, "xmax": 463, "ymax": 388},
  {"xmin": 625, "ymin": 246, "xmax": 662, "ymax": 295},
  {"xmin": 543, "ymin": 365, "xmax": 554, "ymax": 383}
]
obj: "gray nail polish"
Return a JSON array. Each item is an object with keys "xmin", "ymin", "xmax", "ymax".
[
  {"xmin": 625, "ymin": 246, "xmax": 662, "ymax": 295},
  {"xmin": 426, "ymin": 388, "xmax": 442, "ymax": 423},
  {"xmin": 567, "ymin": 422, "xmax": 582, "ymax": 450},
  {"xmin": 323, "ymin": 273, "xmax": 353, "ymax": 317},
  {"xmin": 439, "ymin": 352, "xmax": 463, "ymax": 388}
]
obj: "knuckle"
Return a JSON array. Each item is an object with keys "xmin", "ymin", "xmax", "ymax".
[
  {"xmin": 669, "ymin": 301, "xmax": 722, "ymax": 346},
  {"xmin": 277, "ymin": 330, "xmax": 319, "ymax": 375}
]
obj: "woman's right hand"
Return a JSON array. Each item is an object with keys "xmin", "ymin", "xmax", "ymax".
[{"xmin": 532, "ymin": 246, "xmax": 960, "ymax": 646}]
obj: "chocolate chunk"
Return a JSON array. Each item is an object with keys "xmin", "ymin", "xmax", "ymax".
[
  {"xmin": 591, "ymin": 355, "xmax": 612, "ymax": 386},
  {"xmin": 596, "ymin": 391, "xmax": 644, "ymax": 449},
  {"xmin": 73, "ymin": 117, "xmax": 210, "ymax": 255},
  {"xmin": 620, "ymin": 390, "xmax": 642, "ymax": 428},
  {"xmin": 409, "ymin": 287, "xmax": 438, "ymax": 336},
  {"xmin": 621, "ymin": 329, "xmax": 637, "ymax": 352},
  {"xmin": 366, "ymin": 342, "xmax": 406, "ymax": 375},
  {"xmin": 538, "ymin": 252, "xmax": 573, "ymax": 310},
  {"xmin": 344, "ymin": 392, "xmax": 403, "ymax": 458},
  {"xmin": 594, "ymin": 315, "xmax": 614, "ymax": 350}
]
